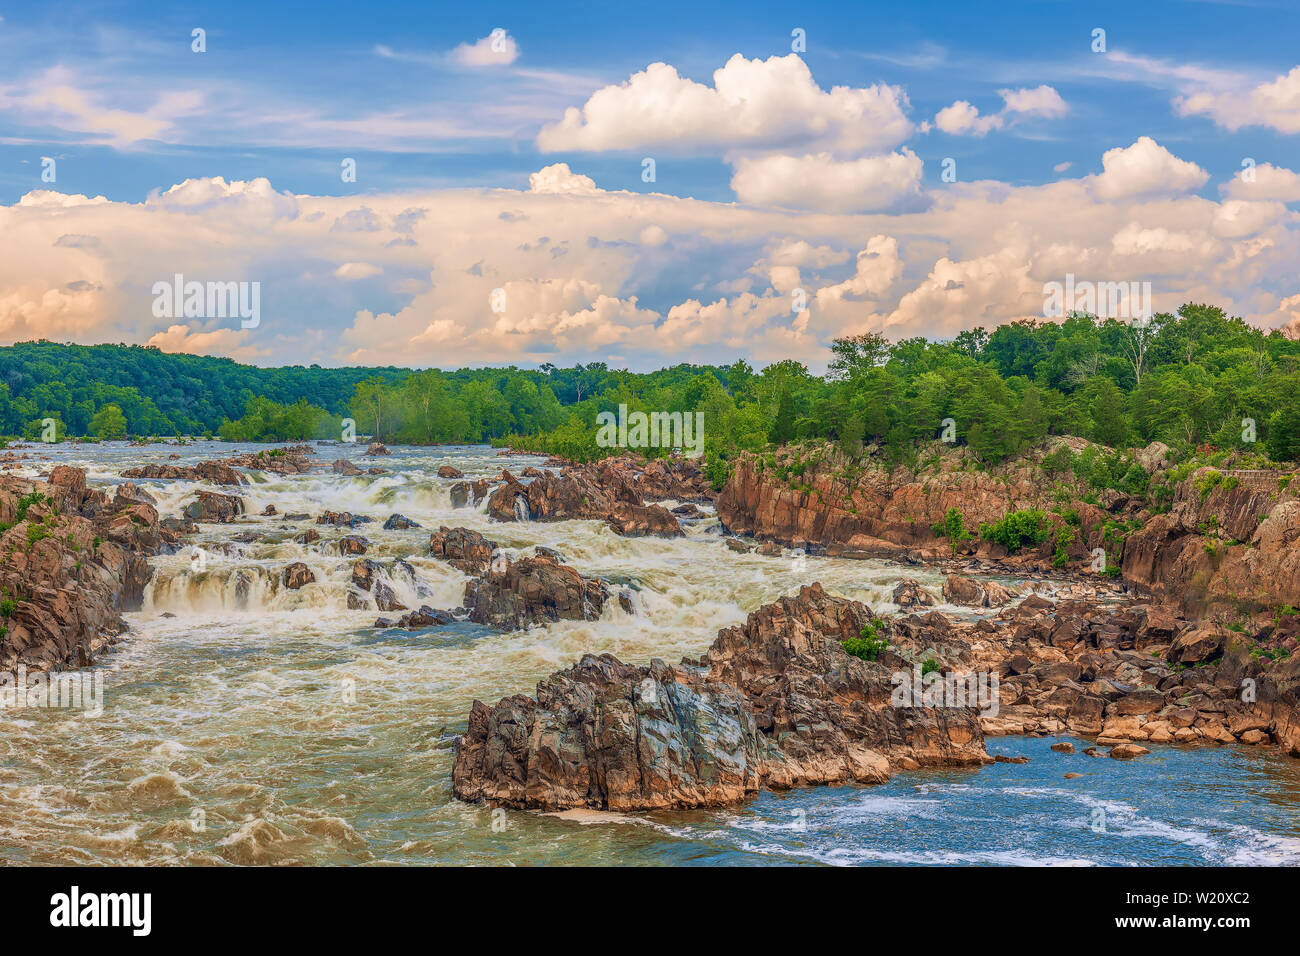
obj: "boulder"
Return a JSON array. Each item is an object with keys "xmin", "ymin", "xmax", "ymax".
[
  {"xmin": 182, "ymin": 491, "xmax": 244, "ymax": 523},
  {"xmin": 892, "ymin": 578, "xmax": 937, "ymax": 609},
  {"xmin": 463, "ymin": 551, "xmax": 608, "ymax": 629},
  {"xmin": 383, "ymin": 513, "xmax": 421, "ymax": 531},
  {"xmin": 366, "ymin": 442, "xmax": 390, "ymax": 456},
  {"xmin": 282, "ymin": 562, "xmax": 315, "ymax": 590},
  {"xmin": 438, "ymin": 465, "xmax": 464, "ymax": 479},
  {"xmin": 1168, "ymin": 624, "xmax": 1226, "ymax": 665},
  {"xmin": 428, "ymin": 527, "xmax": 497, "ymax": 576}
]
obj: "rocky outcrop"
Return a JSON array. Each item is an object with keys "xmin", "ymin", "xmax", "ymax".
[
  {"xmin": 485, "ymin": 467, "xmax": 682, "ymax": 537},
  {"xmin": 365, "ymin": 442, "xmax": 390, "ymax": 456},
  {"xmin": 0, "ymin": 466, "xmax": 179, "ymax": 673},
  {"xmin": 464, "ymin": 550, "xmax": 609, "ymax": 629},
  {"xmin": 317, "ymin": 511, "xmax": 373, "ymax": 528},
  {"xmin": 453, "ymin": 584, "xmax": 989, "ymax": 810},
  {"xmin": 122, "ymin": 461, "xmax": 245, "ymax": 485},
  {"xmin": 332, "ymin": 459, "xmax": 361, "ymax": 476},
  {"xmin": 428, "ymin": 527, "xmax": 497, "ymax": 576},
  {"xmin": 942, "ymin": 574, "xmax": 1016, "ymax": 608},
  {"xmin": 892, "ymin": 579, "xmax": 936, "ymax": 609},
  {"xmin": 605, "ymin": 502, "xmax": 682, "ymax": 537},
  {"xmin": 449, "ymin": 479, "xmax": 491, "ymax": 508},
  {"xmin": 182, "ymin": 491, "xmax": 244, "ymax": 523},
  {"xmin": 438, "ymin": 465, "xmax": 464, "ymax": 479},
  {"xmin": 375, "ymin": 605, "xmax": 455, "ymax": 629}
]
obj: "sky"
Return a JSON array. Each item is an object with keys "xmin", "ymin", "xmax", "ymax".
[{"xmin": 1, "ymin": 0, "xmax": 1299, "ymax": 370}]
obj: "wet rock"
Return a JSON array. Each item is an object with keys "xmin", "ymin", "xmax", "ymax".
[
  {"xmin": 428, "ymin": 527, "xmax": 497, "ymax": 576},
  {"xmin": 438, "ymin": 465, "xmax": 464, "ymax": 479},
  {"xmin": 463, "ymin": 550, "xmax": 609, "ymax": 629},
  {"xmin": 366, "ymin": 442, "xmax": 390, "ymax": 456},
  {"xmin": 671, "ymin": 503, "xmax": 706, "ymax": 518},
  {"xmin": 294, "ymin": 528, "xmax": 321, "ymax": 545},
  {"xmin": 338, "ymin": 535, "xmax": 369, "ymax": 556},
  {"xmin": 453, "ymin": 584, "xmax": 987, "ymax": 811},
  {"xmin": 375, "ymin": 605, "xmax": 455, "ymax": 629},
  {"xmin": 282, "ymin": 563, "xmax": 315, "ymax": 590},
  {"xmin": 893, "ymin": 578, "xmax": 937, "ymax": 609},
  {"xmin": 449, "ymin": 479, "xmax": 491, "ymax": 508},
  {"xmin": 182, "ymin": 491, "xmax": 245, "ymax": 523},
  {"xmin": 113, "ymin": 482, "xmax": 157, "ymax": 508},
  {"xmin": 606, "ymin": 502, "xmax": 682, "ymax": 538},
  {"xmin": 1108, "ymin": 743, "xmax": 1150, "ymax": 759},
  {"xmin": 261, "ymin": 504, "xmax": 278, "ymax": 516},
  {"xmin": 1050, "ymin": 741, "xmax": 1076, "ymax": 753},
  {"xmin": 383, "ymin": 514, "xmax": 421, "ymax": 531},
  {"xmin": 1064, "ymin": 772, "xmax": 1084, "ymax": 779},
  {"xmin": 941, "ymin": 573, "xmax": 1016, "ymax": 607},
  {"xmin": 332, "ymin": 459, "xmax": 361, "ymax": 476},
  {"xmin": 725, "ymin": 538, "xmax": 754, "ymax": 554},
  {"xmin": 317, "ymin": 510, "xmax": 373, "ymax": 528}
]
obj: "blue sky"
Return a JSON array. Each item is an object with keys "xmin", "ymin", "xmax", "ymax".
[
  {"xmin": 1, "ymin": 0, "xmax": 1298, "ymax": 369},
  {"xmin": 3, "ymin": 0, "xmax": 1296, "ymax": 202}
]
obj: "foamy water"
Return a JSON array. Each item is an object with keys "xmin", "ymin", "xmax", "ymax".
[{"xmin": 2, "ymin": 441, "xmax": 1298, "ymax": 866}]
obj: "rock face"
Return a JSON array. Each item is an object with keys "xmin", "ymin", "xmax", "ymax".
[
  {"xmin": 464, "ymin": 551, "xmax": 609, "ymax": 629},
  {"xmin": 453, "ymin": 584, "xmax": 989, "ymax": 810},
  {"xmin": 0, "ymin": 467, "xmax": 178, "ymax": 673}
]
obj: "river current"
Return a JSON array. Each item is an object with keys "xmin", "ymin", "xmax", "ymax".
[{"xmin": 2, "ymin": 442, "xmax": 1298, "ymax": 866}]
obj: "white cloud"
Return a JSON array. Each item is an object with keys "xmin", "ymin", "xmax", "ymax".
[
  {"xmin": 934, "ymin": 85, "xmax": 1067, "ymax": 137},
  {"xmin": 730, "ymin": 150, "xmax": 926, "ymax": 212},
  {"xmin": 335, "ymin": 262, "xmax": 382, "ymax": 280},
  {"xmin": 528, "ymin": 163, "xmax": 600, "ymax": 195},
  {"xmin": 4, "ymin": 143, "xmax": 1300, "ymax": 370},
  {"xmin": 1090, "ymin": 137, "xmax": 1209, "ymax": 200},
  {"xmin": 450, "ymin": 30, "xmax": 519, "ymax": 67},
  {"xmin": 1220, "ymin": 162, "xmax": 1300, "ymax": 202},
  {"xmin": 537, "ymin": 54, "xmax": 913, "ymax": 157},
  {"xmin": 1175, "ymin": 65, "xmax": 1300, "ymax": 134}
]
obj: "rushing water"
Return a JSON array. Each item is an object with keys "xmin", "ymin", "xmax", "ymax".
[{"xmin": 2, "ymin": 441, "xmax": 1299, "ymax": 866}]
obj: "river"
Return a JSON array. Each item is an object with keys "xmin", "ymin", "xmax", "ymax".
[{"xmin": 2, "ymin": 442, "xmax": 1298, "ymax": 865}]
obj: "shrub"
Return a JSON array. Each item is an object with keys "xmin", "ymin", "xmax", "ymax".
[
  {"xmin": 842, "ymin": 622, "xmax": 888, "ymax": 662},
  {"xmin": 978, "ymin": 509, "xmax": 1049, "ymax": 553}
]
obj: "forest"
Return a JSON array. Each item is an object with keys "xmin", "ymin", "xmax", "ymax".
[{"xmin": 4, "ymin": 304, "xmax": 1299, "ymax": 484}]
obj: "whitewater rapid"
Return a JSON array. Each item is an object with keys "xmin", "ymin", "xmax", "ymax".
[{"xmin": 2, "ymin": 441, "xmax": 1298, "ymax": 866}]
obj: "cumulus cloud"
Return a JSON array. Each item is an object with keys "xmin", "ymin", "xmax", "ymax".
[
  {"xmin": 730, "ymin": 150, "xmax": 926, "ymax": 213},
  {"xmin": 4, "ymin": 143, "xmax": 1300, "ymax": 371},
  {"xmin": 450, "ymin": 30, "xmax": 519, "ymax": 67},
  {"xmin": 537, "ymin": 54, "xmax": 913, "ymax": 157},
  {"xmin": 528, "ymin": 163, "xmax": 600, "ymax": 195},
  {"xmin": 1090, "ymin": 137, "xmax": 1210, "ymax": 200},
  {"xmin": 1175, "ymin": 65, "xmax": 1300, "ymax": 134},
  {"xmin": 1220, "ymin": 162, "xmax": 1300, "ymax": 202},
  {"xmin": 934, "ymin": 85, "xmax": 1067, "ymax": 137}
]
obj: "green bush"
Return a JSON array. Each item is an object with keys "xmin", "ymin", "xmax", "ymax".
[
  {"xmin": 979, "ymin": 509, "xmax": 1049, "ymax": 553},
  {"xmin": 842, "ymin": 622, "xmax": 888, "ymax": 662}
]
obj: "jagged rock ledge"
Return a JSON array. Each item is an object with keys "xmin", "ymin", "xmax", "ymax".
[{"xmin": 452, "ymin": 584, "xmax": 988, "ymax": 811}]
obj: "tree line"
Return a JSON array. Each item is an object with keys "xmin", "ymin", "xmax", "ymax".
[{"xmin": 4, "ymin": 305, "xmax": 1299, "ymax": 478}]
